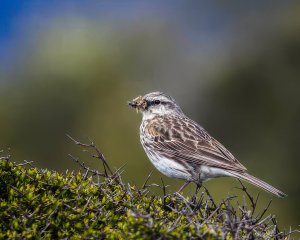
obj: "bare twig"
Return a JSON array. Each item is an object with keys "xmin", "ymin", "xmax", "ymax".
[
  {"xmin": 160, "ymin": 177, "xmax": 167, "ymax": 209},
  {"xmin": 203, "ymin": 186, "xmax": 217, "ymax": 209},
  {"xmin": 66, "ymin": 134, "xmax": 113, "ymax": 175},
  {"xmin": 237, "ymin": 180, "xmax": 256, "ymax": 213},
  {"xmin": 141, "ymin": 170, "xmax": 154, "ymax": 190},
  {"xmin": 68, "ymin": 154, "xmax": 106, "ymax": 177},
  {"xmin": 15, "ymin": 161, "xmax": 34, "ymax": 167},
  {"xmin": 256, "ymin": 199, "xmax": 272, "ymax": 222}
]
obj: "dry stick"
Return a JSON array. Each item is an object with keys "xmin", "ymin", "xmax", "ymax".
[
  {"xmin": 82, "ymin": 196, "xmax": 92, "ymax": 212},
  {"xmin": 87, "ymin": 136, "xmax": 113, "ymax": 174},
  {"xmin": 113, "ymin": 163, "xmax": 127, "ymax": 176},
  {"xmin": 68, "ymin": 154, "xmax": 106, "ymax": 177},
  {"xmin": 245, "ymin": 214, "xmax": 274, "ymax": 239},
  {"xmin": 40, "ymin": 222, "xmax": 51, "ymax": 235},
  {"xmin": 199, "ymin": 204, "xmax": 221, "ymax": 228},
  {"xmin": 203, "ymin": 186, "xmax": 217, "ymax": 209},
  {"xmin": 23, "ymin": 160, "xmax": 35, "ymax": 168},
  {"xmin": 256, "ymin": 199, "xmax": 272, "ymax": 222},
  {"xmin": 191, "ymin": 184, "xmax": 201, "ymax": 206},
  {"xmin": 167, "ymin": 215, "xmax": 182, "ymax": 233},
  {"xmin": 160, "ymin": 177, "xmax": 167, "ymax": 209},
  {"xmin": 175, "ymin": 192, "xmax": 201, "ymax": 235},
  {"xmin": 141, "ymin": 170, "xmax": 154, "ymax": 190},
  {"xmin": 271, "ymin": 217, "xmax": 281, "ymax": 237},
  {"xmin": 110, "ymin": 163, "xmax": 126, "ymax": 185},
  {"xmin": 234, "ymin": 219, "xmax": 244, "ymax": 240},
  {"xmin": 223, "ymin": 198, "xmax": 235, "ymax": 235},
  {"xmin": 237, "ymin": 180, "xmax": 256, "ymax": 213},
  {"xmin": 15, "ymin": 161, "xmax": 34, "ymax": 167},
  {"xmin": 283, "ymin": 229, "xmax": 300, "ymax": 239},
  {"xmin": 175, "ymin": 192, "xmax": 195, "ymax": 215},
  {"xmin": 222, "ymin": 196, "xmax": 237, "ymax": 221},
  {"xmin": 174, "ymin": 193, "xmax": 205, "ymax": 234},
  {"xmin": 194, "ymin": 191, "xmax": 205, "ymax": 217},
  {"xmin": 83, "ymin": 169, "xmax": 90, "ymax": 179},
  {"xmin": 66, "ymin": 134, "xmax": 113, "ymax": 176},
  {"xmin": 253, "ymin": 192, "xmax": 260, "ymax": 214}
]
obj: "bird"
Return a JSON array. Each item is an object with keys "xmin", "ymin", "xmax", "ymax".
[{"xmin": 128, "ymin": 91, "xmax": 287, "ymax": 198}]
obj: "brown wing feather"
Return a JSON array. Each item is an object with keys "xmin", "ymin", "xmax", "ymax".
[{"xmin": 145, "ymin": 115, "xmax": 247, "ymax": 172}]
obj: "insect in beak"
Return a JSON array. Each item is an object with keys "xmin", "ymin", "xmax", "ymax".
[
  {"xmin": 128, "ymin": 101, "xmax": 138, "ymax": 113},
  {"xmin": 128, "ymin": 96, "xmax": 146, "ymax": 113}
]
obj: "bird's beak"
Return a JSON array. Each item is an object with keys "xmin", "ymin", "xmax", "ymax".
[
  {"xmin": 128, "ymin": 100, "xmax": 137, "ymax": 108},
  {"xmin": 128, "ymin": 96, "xmax": 146, "ymax": 113},
  {"xmin": 128, "ymin": 100, "xmax": 139, "ymax": 113}
]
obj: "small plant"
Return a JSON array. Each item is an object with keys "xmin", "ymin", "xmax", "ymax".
[{"xmin": 0, "ymin": 138, "xmax": 296, "ymax": 239}]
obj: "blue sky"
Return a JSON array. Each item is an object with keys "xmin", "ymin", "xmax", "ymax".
[
  {"xmin": 0, "ymin": 1, "xmax": 291, "ymax": 70},
  {"xmin": 0, "ymin": 1, "xmax": 155, "ymax": 66},
  {"xmin": 0, "ymin": 0, "xmax": 164, "ymax": 42},
  {"xmin": 0, "ymin": 1, "xmax": 53, "ymax": 66}
]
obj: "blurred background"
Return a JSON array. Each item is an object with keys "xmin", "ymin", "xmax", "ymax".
[{"xmin": 0, "ymin": 0, "xmax": 299, "ymax": 231}]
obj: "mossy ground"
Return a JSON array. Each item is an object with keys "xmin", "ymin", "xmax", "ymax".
[{"xmin": 0, "ymin": 143, "xmax": 292, "ymax": 239}]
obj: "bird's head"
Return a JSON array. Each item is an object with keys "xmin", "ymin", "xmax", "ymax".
[{"xmin": 128, "ymin": 92, "xmax": 183, "ymax": 119}]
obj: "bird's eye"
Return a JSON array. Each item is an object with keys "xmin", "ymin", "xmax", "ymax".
[{"xmin": 154, "ymin": 100, "xmax": 161, "ymax": 105}]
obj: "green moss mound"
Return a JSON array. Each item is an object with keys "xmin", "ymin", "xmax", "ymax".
[{"xmin": 0, "ymin": 146, "xmax": 291, "ymax": 239}]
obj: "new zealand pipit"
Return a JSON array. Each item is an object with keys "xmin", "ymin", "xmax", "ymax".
[{"xmin": 128, "ymin": 92, "xmax": 287, "ymax": 197}]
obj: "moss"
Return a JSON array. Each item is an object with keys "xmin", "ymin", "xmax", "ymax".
[{"xmin": 0, "ymin": 148, "xmax": 290, "ymax": 239}]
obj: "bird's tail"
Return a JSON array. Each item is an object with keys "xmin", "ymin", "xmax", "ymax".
[{"xmin": 227, "ymin": 171, "xmax": 287, "ymax": 198}]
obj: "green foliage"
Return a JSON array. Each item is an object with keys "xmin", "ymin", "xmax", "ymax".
[{"xmin": 0, "ymin": 144, "xmax": 292, "ymax": 239}]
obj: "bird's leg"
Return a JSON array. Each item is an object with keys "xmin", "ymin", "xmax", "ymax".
[
  {"xmin": 191, "ymin": 182, "xmax": 202, "ymax": 203},
  {"xmin": 195, "ymin": 173, "xmax": 203, "ymax": 191},
  {"xmin": 196, "ymin": 181, "xmax": 202, "ymax": 190},
  {"xmin": 177, "ymin": 181, "xmax": 191, "ymax": 193},
  {"xmin": 192, "ymin": 181, "xmax": 202, "ymax": 198}
]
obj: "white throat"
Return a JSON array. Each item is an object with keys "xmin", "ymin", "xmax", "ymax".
[
  {"xmin": 142, "ymin": 106, "xmax": 183, "ymax": 121},
  {"xmin": 142, "ymin": 110, "xmax": 158, "ymax": 121}
]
